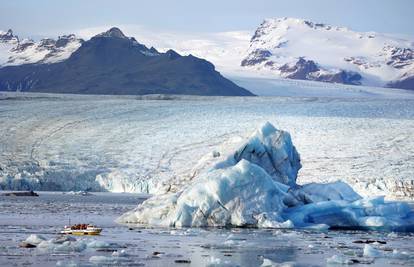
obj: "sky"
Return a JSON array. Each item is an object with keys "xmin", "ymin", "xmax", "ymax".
[{"xmin": 0, "ymin": 0, "xmax": 413, "ymax": 39}]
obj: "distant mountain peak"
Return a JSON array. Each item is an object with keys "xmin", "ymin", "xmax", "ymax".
[
  {"xmin": 96, "ymin": 27, "xmax": 127, "ymax": 39},
  {"xmin": 0, "ymin": 28, "xmax": 19, "ymax": 44},
  {"xmin": 5, "ymin": 29, "xmax": 14, "ymax": 36},
  {"xmin": 165, "ymin": 49, "xmax": 181, "ymax": 59}
]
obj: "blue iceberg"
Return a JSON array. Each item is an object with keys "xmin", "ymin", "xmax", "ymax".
[{"xmin": 118, "ymin": 123, "xmax": 414, "ymax": 232}]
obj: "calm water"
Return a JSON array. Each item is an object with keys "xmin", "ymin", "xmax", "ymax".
[{"xmin": 0, "ymin": 192, "xmax": 413, "ymax": 267}]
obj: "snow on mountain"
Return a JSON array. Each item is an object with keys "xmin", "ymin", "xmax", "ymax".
[
  {"xmin": 3, "ymin": 20, "xmax": 413, "ymax": 93},
  {"xmin": 0, "ymin": 30, "xmax": 19, "ymax": 64},
  {"xmin": 240, "ymin": 18, "xmax": 414, "ymax": 89},
  {"xmin": 0, "ymin": 29, "xmax": 83, "ymax": 67}
]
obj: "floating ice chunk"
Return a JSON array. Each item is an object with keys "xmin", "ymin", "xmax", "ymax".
[
  {"xmin": 326, "ymin": 255, "xmax": 353, "ymax": 265},
  {"xmin": 87, "ymin": 240, "xmax": 119, "ymax": 249},
  {"xmin": 51, "ymin": 235, "xmax": 76, "ymax": 244},
  {"xmin": 261, "ymin": 258, "xmax": 297, "ymax": 267},
  {"xmin": 89, "ymin": 256, "xmax": 116, "ymax": 264},
  {"xmin": 256, "ymin": 214, "xmax": 294, "ymax": 229},
  {"xmin": 89, "ymin": 254, "xmax": 131, "ymax": 265},
  {"xmin": 391, "ymin": 249, "xmax": 413, "ymax": 259},
  {"xmin": 261, "ymin": 258, "xmax": 277, "ymax": 267},
  {"xmin": 363, "ymin": 244, "xmax": 383, "ymax": 258},
  {"xmin": 25, "ymin": 234, "xmax": 46, "ymax": 245},
  {"xmin": 36, "ymin": 238, "xmax": 88, "ymax": 253},
  {"xmin": 207, "ymin": 256, "xmax": 240, "ymax": 267},
  {"xmin": 23, "ymin": 234, "xmax": 123, "ymax": 254},
  {"xmin": 56, "ymin": 260, "xmax": 78, "ymax": 267},
  {"xmin": 64, "ymin": 191, "xmax": 93, "ymax": 196},
  {"xmin": 54, "ymin": 240, "xmax": 87, "ymax": 253},
  {"xmin": 112, "ymin": 249, "xmax": 129, "ymax": 257}
]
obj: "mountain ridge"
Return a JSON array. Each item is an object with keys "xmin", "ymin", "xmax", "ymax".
[
  {"xmin": 0, "ymin": 28, "xmax": 254, "ymax": 96},
  {"xmin": 240, "ymin": 17, "xmax": 414, "ymax": 90}
]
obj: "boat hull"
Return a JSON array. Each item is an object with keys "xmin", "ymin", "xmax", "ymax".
[{"xmin": 60, "ymin": 229, "xmax": 102, "ymax": 236}]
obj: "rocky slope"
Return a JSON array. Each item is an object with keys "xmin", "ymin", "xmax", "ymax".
[
  {"xmin": 0, "ymin": 28, "xmax": 253, "ymax": 96},
  {"xmin": 241, "ymin": 18, "xmax": 414, "ymax": 89}
]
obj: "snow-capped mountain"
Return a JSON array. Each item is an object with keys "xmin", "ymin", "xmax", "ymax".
[
  {"xmin": 241, "ymin": 18, "xmax": 414, "ymax": 89},
  {"xmin": 0, "ymin": 29, "xmax": 83, "ymax": 66}
]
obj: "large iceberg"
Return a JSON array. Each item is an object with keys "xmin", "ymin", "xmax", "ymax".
[{"xmin": 118, "ymin": 123, "xmax": 414, "ymax": 232}]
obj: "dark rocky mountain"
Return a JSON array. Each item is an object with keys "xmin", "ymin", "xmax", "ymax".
[
  {"xmin": 0, "ymin": 28, "xmax": 254, "ymax": 96},
  {"xmin": 387, "ymin": 73, "xmax": 414, "ymax": 90},
  {"xmin": 275, "ymin": 58, "xmax": 362, "ymax": 85}
]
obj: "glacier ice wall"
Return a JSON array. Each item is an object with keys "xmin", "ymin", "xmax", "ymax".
[{"xmin": 1, "ymin": 93, "xmax": 414, "ymax": 197}]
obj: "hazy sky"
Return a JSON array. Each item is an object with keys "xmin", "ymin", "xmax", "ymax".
[{"xmin": 1, "ymin": 0, "xmax": 413, "ymax": 38}]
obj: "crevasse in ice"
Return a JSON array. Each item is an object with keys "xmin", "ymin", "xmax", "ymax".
[{"xmin": 118, "ymin": 122, "xmax": 414, "ymax": 231}]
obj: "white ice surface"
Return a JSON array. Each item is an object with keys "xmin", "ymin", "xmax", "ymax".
[{"xmin": 230, "ymin": 74, "xmax": 414, "ymax": 99}]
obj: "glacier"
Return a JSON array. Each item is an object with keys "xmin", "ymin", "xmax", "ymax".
[
  {"xmin": 1, "ymin": 92, "xmax": 414, "ymax": 199},
  {"xmin": 118, "ymin": 123, "xmax": 414, "ymax": 231}
]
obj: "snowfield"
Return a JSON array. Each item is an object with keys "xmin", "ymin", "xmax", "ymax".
[
  {"xmin": 0, "ymin": 91, "xmax": 413, "ymax": 200},
  {"xmin": 240, "ymin": 18, "xmax": 414, "ymax": 87}
]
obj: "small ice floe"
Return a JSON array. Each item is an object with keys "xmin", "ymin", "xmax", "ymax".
[
  {"xmin": 64, "ymin": 191, "xmax": 93, "ymax": 196},
  {"xmin": 391, "ymin": 249, "xmax": 413, "ymax": 260},
  {"xmin": 326, "ymin": 255, "xmax": 354, "ymax": 265},
  {"xmin": 112, "ymin": 249, "xmax": 129, "ymax": 257},
  {"xmin": 89, "ymin": 250, "xmax": 134, "ymax": 265},
  {"xmin": 170, "ymin": 228, "xmax": 201, "ymax": 236},
  {"xmin": 261, "ymin": 258, "xmax": 297, "ymax": 267},
  {"xmin": 87, "ymin": 240, "xmax": 121, "ymax": 250},
  {"xmin": 21, "ymin": 234, "xmax": 46, "ymax": 247},
  {"xmin": 363, "ymin": 244, "xmax": 383, "ymax": 258},
  {"xmin": 118, "ymin": 123, "xmax": 414, "ymax": 232},
  {"xmin": 261, "ymin": 258, "xmax": 278, "ymax": 267},
  {"xmin": 56, "ymin": 260, "xmax": 78, "ymax": 267},
  {"xmin": 20, "ymin": 234, "xmax": 123, "ymax": 254},
  {"xmin": 261, "ymin": 259, "xmax": 297, "ymax": 267},
  {"xmin": 207, "ymin": 256, "xmax": 239, "ymax": 267},
  {"xmin": 38, "ymin": 239, "xmax": 87, "ymax": 253}
]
